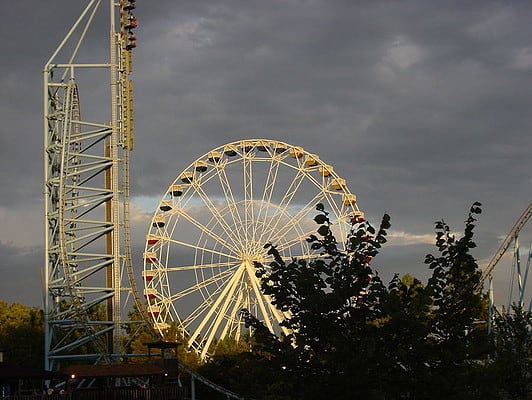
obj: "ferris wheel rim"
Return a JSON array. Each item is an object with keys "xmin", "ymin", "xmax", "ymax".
[{"xmin": 143, "ymin": 139, "xmax": 363, "ymax": 359}]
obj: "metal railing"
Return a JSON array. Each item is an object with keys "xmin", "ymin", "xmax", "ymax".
[{"xmin": 3, "ymin": 386, "xmax": 186, "ymax": 400}]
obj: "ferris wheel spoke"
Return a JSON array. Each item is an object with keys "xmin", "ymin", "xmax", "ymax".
[
  {"xmin": 214, "ymin": 165, "xmax": 247, "ymax": 243},
  {"xmin": 167, "ymin": 208, "xmax": 241, "ymax": 255},
  {"xmin": 242, "ymin": 154, "xmax": 254, "ymax": 249},
  {"xmin": 276, "ymin": 168, "xmax": 307, "ymax": 212},
  {"xmin": 199, "ymin": 269, "xmax": 246, "ymax": 359},
  {"xmin": 245, "ymin": 261, "xmax": 283, "ymax": 332},
  {"xmin": 299, "ymin": 167, "xmax": 356, "ymax": 220},
  {"xmin": 264, "ymin": 169, "xmax": 309, "ymax": 241},
  {"xmin": 164, "ymin": 236, "xmax": 239, "ymax": 261},
  {"xmin": 180, "ymin": 267, "xmax": 240, "ymax": 327},
  {"xmin": 266, "ymin": 187, "xmax": 325, "ymax": 246},
  {"xmin": 256, "ymin": 168, "xmax": 307, "ymax": 246},
  {"xmin": 273, "ymin": 205, "xmax": 348, "ymax": 253},
  {"xmin": 274, "ymin": 230, "xmax": 316, "ymax": 254},
  {"xmin": 220, "ymin": 283, "xmax": 246, "ymax": 339},
  {"xmin": 180, "ymin": 282, "xmax": 227, "ymax": 329},
  {"xmin": 320, "ymin": 187, "xmax": 352, "ymax": 220},
  {"xmin": 181, "ymin": 186, "xmax": 238, "ymax": 249},
  {"xmin": 244, "ymin": 152, "xmax": 286, "ymax": 242},
  {"xmin": 188, "ymin": 263, "xmax": 246, "ymax": 353},
  {"xmin": 253, "ymin": 158, "xmax": 281, "ymax": 244},
  {"xmin": 167, "ymin": 266, "xmax": 237, "ymax": 303},
  {"xmin": 164, "ymin": 261, "xmax": 236, "ymax": 272}
]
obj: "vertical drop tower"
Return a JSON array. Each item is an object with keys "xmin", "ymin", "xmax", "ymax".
[{"xmin": 43, "ymin": 0, "xmax": 142, "ymax": 370}]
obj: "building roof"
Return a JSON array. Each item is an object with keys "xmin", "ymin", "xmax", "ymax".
[
  {"xmin": 61, "ymin": 363, "xmax": 167, "ymax": 378},
  {"xmin": 0, "ymin": 363, "xmax": 64, "ymax": 380}
]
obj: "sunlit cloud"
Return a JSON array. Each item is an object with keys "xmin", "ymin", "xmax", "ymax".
[
  {"xmin": 509, "ymin": 47, "xmax": 532, "ymax": 70},
  {"xmin": 466, "ymin": 8, "xmax": 513, "ymax": 39},
  {"xmin": 387, "ymin": 230, "xmax": 435, "ymax": 246},
  {"xmin": 376, "ymin": 35, "xmax": 423, "ymax": 80},
  {"xmin": 130, "ymin": 199, "xmax": 156, "ymax": 222}
]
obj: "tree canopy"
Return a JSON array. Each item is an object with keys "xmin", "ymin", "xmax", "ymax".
[
  {"xmin": 0, "ymin": 301, "xmax": 44, "ymax": 368},
  {"xmin": 197, "ymin": 202, "xmax": 531, "ymax": 399}
]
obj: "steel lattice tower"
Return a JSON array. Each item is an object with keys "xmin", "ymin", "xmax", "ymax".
[{"xmin": 43, "ymin": 0, "xmax": 144, "ymax": 370}]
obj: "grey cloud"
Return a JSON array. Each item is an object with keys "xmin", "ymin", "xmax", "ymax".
[
  {"xmin": 0, "ymin": 0, "xmax": 530, "ymax": 306},
  {"xmin": 0, "ymin": 242, "xmax": 43, "ymax": 307}
]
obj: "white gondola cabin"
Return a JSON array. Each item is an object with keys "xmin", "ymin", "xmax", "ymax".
[
  {"xmin": 304, "ymin": 154, "xmax": 319, "ymax": 166},
  {"xmin": 142, "ymin": 269, "xmax": 155, "ymax": 281},
  {"xmin": 144, "ymin": 251, "xmax": 157, "ymax": 263},
  {"xmin": 181, "ymin": 171, "xmax": 193, "ymax": 183},
  {"xmin": 159, "ymin": 200, "xmax": 173, "ymax": 212},
  {"xmin": 170, "ymin": 184, "xmax": 183, "ymax": 197},
  {"xmin": 331, "ymin": 178, "xmax": 346, "ymax": 190},
  {"xmin": 195, "ymin": 160, "xmax": 208, "ymax": 172},
  {"xmin": 272, "ymin": 142, "xmax": 287, "ymax": 153},
  {"xmin": 349, "ymin": 211, "xmax": 365, "ymax": 223},
  {"xmin": 342, "ymin": 193, "xmax": 357, "ymax": 206},
  {"xmin": 148, "ymin": 305, "xmax": 160, "ymax": 317},
  {"xmin": 319, "ymin": 164, "xmax": 333, "ymax": 177},
  {"xmin": 147, "ymin": 234, "xmax": 159, "ymax": 245},
  {"xmin": 152, "ymin": 216, "xmax": 165, "ymax": 227},
  {"xmin": 155, "ymin": 322, "xmax": 170, "ymax": 332},
  {"xmin": 240, "ymin": 140, "xmax": 254, "ymax": 153},
  {"xmin": 289, "ymin": 146, "xmax": 304, "ymax": 158},
  {"xmin": 208, "ymin": 151, "xmax": 221, "ymax": 163},
  {"xmin": 224, "ymin": 144, "xmax": 237, "ymax": 157},
  {"xmin": 144, "ymin": 288, "xmax": 157, "ymax": 300}
]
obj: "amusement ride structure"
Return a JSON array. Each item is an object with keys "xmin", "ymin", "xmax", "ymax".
[
  {"xmin": 43, "ymin": 0, "xmax": 142, "ymax": 370},
  {"xmin": 481, "ymin": 203, "xmax": 532, "ymax": 332},
  {"xmin": 142, "ymin": 139, "xmax": 363, "ymax": 360},
  {"xmin": 41, "ymin": 0, "xmax": 364, "ymax": 382},
  {"xmin": 43, "ymin": 0, "xmax": 529, "ymax": 389}
]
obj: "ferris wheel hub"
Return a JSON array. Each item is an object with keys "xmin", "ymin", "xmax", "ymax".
[{"xmin": 239, "ymin": 250, "xmax": 266, "ymax": 265}]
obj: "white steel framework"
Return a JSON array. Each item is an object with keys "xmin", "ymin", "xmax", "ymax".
[
  {"xmin": 43, "ymin": 0, "xmax": 143, "ymax": 370},
  {"xmin": 482, "ymin": 203, "xmax": 532, "ymax": 333},
  {"xmin": 143, "ymin": 139, "xmax": 364, "ymax": 360}
]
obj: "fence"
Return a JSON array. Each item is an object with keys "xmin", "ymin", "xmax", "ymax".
[{"xmin": 2, "ymin": 386, "xmax": 187, "ymax": 400}]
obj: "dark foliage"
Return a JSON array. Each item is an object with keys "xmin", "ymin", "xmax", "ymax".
[{"xmin": 2, "ymin": 202, "xmax": 531, "ymax": 399}]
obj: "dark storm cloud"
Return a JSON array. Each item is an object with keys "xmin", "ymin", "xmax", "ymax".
[
  {"xmin": 0, "ymin": 241, "xmax": 42, "ymax": 306},
  {"xmin": 0, "ymin": 0, "xmax": 530, "ymax": 305}
]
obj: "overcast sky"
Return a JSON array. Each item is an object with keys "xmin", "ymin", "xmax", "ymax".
[{"xmin": 0, "ymin": 0, "xmax": 530, "ymax": 308}]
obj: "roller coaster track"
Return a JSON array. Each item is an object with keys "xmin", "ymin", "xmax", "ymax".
[
  {"xmin": 177, "ymin": 359, "xmax": 244, "ymax": 400},
  {"xmin": 480, "ymin": 202, "xmax": 532, "ymax": 286}
]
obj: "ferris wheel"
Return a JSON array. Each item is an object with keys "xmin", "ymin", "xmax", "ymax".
[{"xmin": 143, "ymin": 139, "xmax": 363, "ymax": 359}]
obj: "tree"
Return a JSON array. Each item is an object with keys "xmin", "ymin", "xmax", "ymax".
[
  {"xmin": 375, "ymin": 273, "xmax": 434, "ymax": 397},
  {"xmin": 416, "ymin": 202, "xmax": 488, "ymax": 399},
  {"xmin": 122, "ymin": 305, "xmax": 201, "ymax": 367},
  {"xmin": 488, "ymin": 304, "xmax": 532, "ymax": 399},
  {"xmin": 0, "ymin": 301, "xmax": 44, "ymax": 368},
  {"xmin": 425, "ymin": 202, "xmax": 484, "ymax": 344},
  {"xmin": 202, "ymin": 203, "xmax": 500, "ymax": 399},
  {"xmin": 241, "ymin": 204, "xmax": 392, "ymax": 399}
]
